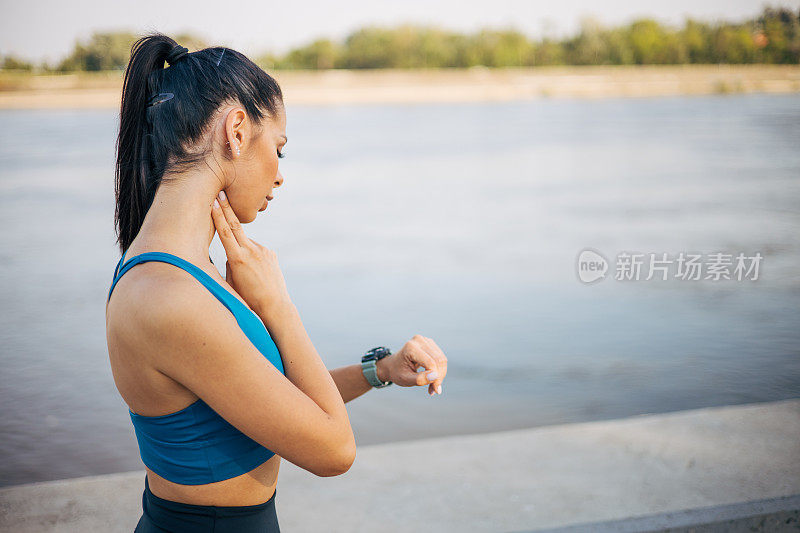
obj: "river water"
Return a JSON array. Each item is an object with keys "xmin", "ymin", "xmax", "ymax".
[{"xmin": 1, "ymin": 93, "xmax": 798, "ymax": 486}]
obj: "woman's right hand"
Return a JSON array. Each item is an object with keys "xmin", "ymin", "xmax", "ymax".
[{"xmin": 211, "ymin": 190, "xmax": 292, "ymax": 318}]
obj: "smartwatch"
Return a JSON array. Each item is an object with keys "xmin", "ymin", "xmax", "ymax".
[{"xmin": 361, "ymin": 347, "xmax": 393, "ymax": 388}]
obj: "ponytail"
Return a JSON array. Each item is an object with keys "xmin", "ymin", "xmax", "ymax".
[{"xmin": 114, "ymin": 32, "xmax": 283, "ymax": 253}]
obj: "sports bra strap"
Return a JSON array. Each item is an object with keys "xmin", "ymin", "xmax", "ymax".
[
  {"xmin": 112, "ymin": 249, "xmax": 214, "ymax": 285},
  {"xmin": 107, "ymin": 252, "xmax": 239, "ymax": 318},
  {"xmin": 113, "ymin": 248, "xmax": 128, "ymax": 280}
]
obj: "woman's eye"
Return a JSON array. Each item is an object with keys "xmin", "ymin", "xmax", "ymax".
[{"xmin": 277, "ymin": 149, "xmax": 285, "ymax": 159}]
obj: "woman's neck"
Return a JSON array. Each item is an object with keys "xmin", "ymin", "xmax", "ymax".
[{"xmin": 128, "ymin": 173, "xmax": 220, "ymax": 266}]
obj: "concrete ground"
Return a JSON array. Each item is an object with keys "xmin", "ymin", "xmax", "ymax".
[{"xmin": 1, "ymin": 399, "xmax": 798, "ymax": 532}]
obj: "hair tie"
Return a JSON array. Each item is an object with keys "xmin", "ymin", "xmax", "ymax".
[
  {"xmin": 165, "ymin": 45, "xmax": 189, "ymax": 66},
  {"xmin": 147, "ymin": 92, "xmax": 174, "ymax": 107}
]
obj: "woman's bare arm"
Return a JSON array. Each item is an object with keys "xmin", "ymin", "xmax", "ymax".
[
  {"xmin": 119, "ymin": 271, "xmax": 355, "ymax": 478},
  {"xmin": 328, "ymin": 358, "xmax": 391, "ymax": 403},
  {"xmin": 209, "ymin": 194, "xmax": 357, "ymax": 474},
  {"xmin": 254, "ymin": 301, "xmax": 356, "ymax": 440}
]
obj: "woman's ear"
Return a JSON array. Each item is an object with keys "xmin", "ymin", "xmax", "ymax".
[{"xmin": 224, "ymin": 107, "xmax": 248, "ymax": 154}]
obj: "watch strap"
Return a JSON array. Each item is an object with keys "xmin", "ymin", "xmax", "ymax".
[{"xmin": 361, "ymin": 347, "xmax": 393, "ymax": 388}]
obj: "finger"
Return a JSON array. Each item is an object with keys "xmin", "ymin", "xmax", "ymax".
[
  {"xmin": 225, "ymin": 260, "xmax": 233, "ymax": 284},
  {"xmin": 419, "ymin": 337, "xmax": 447, "ymax": 375},
  {"xmin": 406, "ymin": 341, "xmax": 440, "ymax": 389},
  {"xmin": 211, "ymin": 199, "xmax": 242, "ymax": 261},
  {"xmin": 216, "ymin": 191, "xmax": 251, "ymax": 247},
  {"xmin": 423, "ymin": 337, "xmax": 447, "ymax": 379},
  {"xmin": 417, "ymin": 337, "xmax": 446, "ymax": 395}
]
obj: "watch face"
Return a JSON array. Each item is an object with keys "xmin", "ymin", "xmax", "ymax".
[{"xmin": 362, "ymin": 346, "xmax": 391, "ymax": 362}]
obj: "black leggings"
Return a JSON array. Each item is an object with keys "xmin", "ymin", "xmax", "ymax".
[{"xmin": 134, "ymin": 475, "xmax": 280, "ymax": 532}]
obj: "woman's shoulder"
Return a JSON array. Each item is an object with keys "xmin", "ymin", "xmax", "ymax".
[
  {"xmin": 106, "ymin": 263, "xmax": 212, "ymax": 413},
  {"xmin": 110, "ymin": 258, "xmax": 197, "ymax": 305},
  {"xmin": 107, "ymin": 261, "xmax": 217, "ymax": 343}
]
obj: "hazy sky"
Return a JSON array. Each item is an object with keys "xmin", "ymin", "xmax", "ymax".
[{"xmin": 2, "ymin": 0, "xmax": 798, "ymax": 64}]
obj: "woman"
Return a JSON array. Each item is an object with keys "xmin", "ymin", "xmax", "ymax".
[{"xmin": 105, "ymin": 33, "xmax": 448, "ymax": 532}]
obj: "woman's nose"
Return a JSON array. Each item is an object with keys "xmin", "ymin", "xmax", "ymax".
[{"xmin": 274, "ymin": 170, "xmax": 284, "ymax": 188}]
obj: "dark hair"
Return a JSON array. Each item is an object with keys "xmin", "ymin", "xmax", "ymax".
[{"xmin": 114, "ymin": 32, "xmax": 283, "ymax": 253}]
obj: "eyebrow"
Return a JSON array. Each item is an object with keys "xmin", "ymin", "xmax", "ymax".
[{"xmin": 280, "ymin": 134, "xmax": 287, "ymax": 142}]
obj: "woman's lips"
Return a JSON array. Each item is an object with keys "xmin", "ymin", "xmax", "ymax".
[{"xmin": 259, "ymin": 196, "xmax": 273, "ymax": 212}]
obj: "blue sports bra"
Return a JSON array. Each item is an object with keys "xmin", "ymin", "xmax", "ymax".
[{"xmin": 107, "ymin": 250, "xmax": 286, "ymax": 485}]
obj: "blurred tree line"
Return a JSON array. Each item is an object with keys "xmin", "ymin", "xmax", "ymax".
[
  {"xmin": 268, "ymin": 7, "xmax": 799, "ymax": 69},
  {"xmin": 1, "ymin": 7, "xmax": 798, "ymax": 72},
  {"xmin": 0, "ymin": 32, "xmax": 207, "ymax": 72}
]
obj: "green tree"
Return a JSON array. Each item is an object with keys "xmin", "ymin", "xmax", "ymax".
[
  {"xmin": 472, "ymin": 29, "xmax": 533, "ymax": 67},
  {"xmin": 57, "ymin": 31, "xmax": 138, "ymax": 71},
  {"xmin": 277, "ymin": 39, "xmax": 340, "ymax": 69},
  {"xmin": 338, "ymin": 27, "xmax": 392, "ymax": 68},
  {"xmin": 758, "ymin": 7, "xmax": 800, "ymax": 63},
  {"xmin": 711, "ymin": 26, "xmax": 756, "ymax": 63},
  {"xmin": 628, "ymin": 19, "xmax": 671, "ymax": 64},
  {"xmin": 0, "ymin": 54, "xmax": 34, "ymax": 71},
  {"xmin": 55, "ymin": 31, "xmax": 207, "ymax": 72},
  {"xmin": 565, "ymin": 17, "xmax": 610, "ymax": 65},
  {"xmin": 682, "ymin": 19, "xmax": 711, "ymax": 63},
  {"xmin": 532, "ymin": 39, "xmax": 566, "ymax": 66}
]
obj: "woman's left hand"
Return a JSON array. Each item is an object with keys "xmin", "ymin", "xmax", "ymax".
[{"xmin": 379, "ymin": 335, "xmax": 448, "ymax": 396}]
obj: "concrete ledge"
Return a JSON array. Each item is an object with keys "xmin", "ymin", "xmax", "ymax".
[
  {"xmin": 525, "ymin": 494, "xmax": 800, "ymax": 532},
  {"xmin": 1, "ymin": 399, "xmax": 798, "ymax": 532}
]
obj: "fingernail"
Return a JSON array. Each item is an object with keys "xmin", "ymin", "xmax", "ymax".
[
  {"xmin": 213, "ymin": 199, "xmax": 220, "ymax": 209},
  {"xmin": 426, "ymin": 371, "xmax": 438, "ymax": 381},
  {"xmin": 437, "ymin": 384, "xmax": 442, "ymax": 395},
  {"xmin": 218, "ymin": 190, "xmax": 226, "ymax": 202}
]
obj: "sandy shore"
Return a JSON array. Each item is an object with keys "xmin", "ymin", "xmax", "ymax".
[
  {"xmin": 0, "ymin": 65, "xmax": 799, "ymax": 109},
  {"xmin": 1, "ymin": 399, "xmax": 798, "ymax": 532}
]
